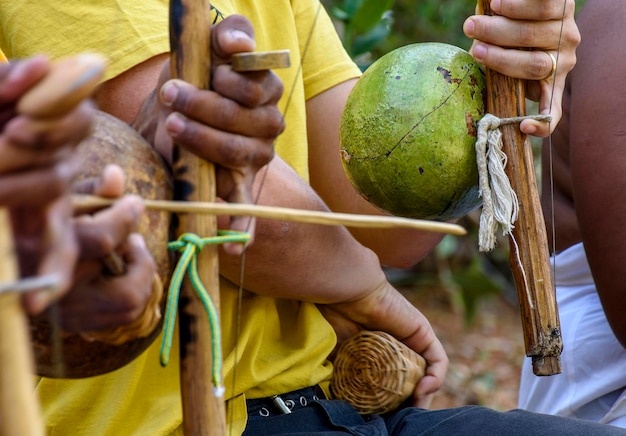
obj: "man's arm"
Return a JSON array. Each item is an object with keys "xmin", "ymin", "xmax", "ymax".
[{"xmin": 566, "ymin": 0, "xmax": 626, "ymax": 347}]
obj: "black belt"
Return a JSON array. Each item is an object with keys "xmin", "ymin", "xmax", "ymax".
[{"xmin": 246, "ymin": 385, "xmax": 327, "ymax": 418}]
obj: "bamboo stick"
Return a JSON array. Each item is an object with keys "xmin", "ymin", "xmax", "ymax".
[
  {"xmin": 0, "ymin": 209, "xmax": 44, "ymax": 436},
  {"xmin": 169, "ymin": 1, "xmax": 225, "ymax": 434},
  {"xmin": 71, "ymin": 195, "xmax": 467, "ymax": 235},
  {"xmin": 478, "ymin": 1, "xmax": 562, "ymax": 376}
]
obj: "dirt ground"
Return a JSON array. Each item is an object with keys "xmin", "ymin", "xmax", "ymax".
[{"xmin": 398, "ymin": 283, "xmax": 526, "ymax": 411}]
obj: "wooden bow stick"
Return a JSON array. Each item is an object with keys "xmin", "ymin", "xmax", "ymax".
[
  {"xmin": 71, "ymin": 195, "xmax": 467, "ymax": 235},
  {"xmin": 0, "ymin": 211, "xmax": 44, "ymax": 435},
  {"xmin": 169, "ymin": 2, "xmax": 291, "ymax": 433},
  {"xmin": 478, "ymin": 0, "xmax": 562, "ymax": 376},
  {"xmin": 169, "ymin": 1, "xmax": 225, "ymax": 434}
]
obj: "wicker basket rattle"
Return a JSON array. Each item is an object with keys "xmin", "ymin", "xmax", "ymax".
[{"xmin": 331, "ymin": 330, "xmax": 426, "ymax": 415}]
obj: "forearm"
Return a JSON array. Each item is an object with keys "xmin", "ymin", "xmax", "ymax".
[
  {"xmin": 218, "ymin": 156, "xmax": 388, "ymax": 304},
  {"xmin": 570, "ymin": 0, "xmax": 626, "ymax": 347}
]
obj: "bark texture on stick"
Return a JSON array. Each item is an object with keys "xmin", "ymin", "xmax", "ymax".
[
  {"xmin": 0, "ymin": 209, "xmax": 44, "ymax": 436},
  {"xmin": 169, "ymin": 1, "xmax": 226, "ymax": 434},
  {"xmin": 478, "ymin": 0, "xmax": 562, "ymax": 376}
]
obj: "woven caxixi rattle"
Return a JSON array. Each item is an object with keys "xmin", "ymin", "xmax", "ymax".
[{"xmin": 331, "ymin": 331, "xmax": 426, "ymax": 415}]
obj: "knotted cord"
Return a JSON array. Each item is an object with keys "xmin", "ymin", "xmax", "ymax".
[
  {"xmin": 476, "ymin": 113, "xmax": 552, "ymax": 252},
  {"xmin": 160, "ymin": 230, "xmax": 250, "ymax": 397}
]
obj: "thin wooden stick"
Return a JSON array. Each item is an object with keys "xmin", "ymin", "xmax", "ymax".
[
  {"xmin": 478, "ymin": 1, "xmax": 562, "ymax": 376},
  {"xmin": 72, "ymin": 195, "xmax": 467, "ymax": 236},
  {"xmin": 169, "ymin": 1, "xmax": 225, "ymax": 434},
  {"xmin": 0, "ymin": 209, "xmax": 44, "ymax": 436}
]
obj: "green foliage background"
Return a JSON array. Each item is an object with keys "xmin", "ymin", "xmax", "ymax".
[
  {"xmin": 323, "ymin": 0, "xmax": 586, "ymax": 59},
  {"xmin": 321, "ymin": 0, "xmax": 586, "ymax": 321}
]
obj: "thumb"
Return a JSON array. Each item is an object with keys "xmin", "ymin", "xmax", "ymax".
[{"xmin": 211, "ymin": 15, "xmax": 256, "ymax": 64}]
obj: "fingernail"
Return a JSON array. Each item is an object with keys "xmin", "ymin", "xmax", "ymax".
[
  {"xmin": 129, "ymin": 233, "xmax": 146, "ymax": 248},
  {"xmin": 165, "ymin": 112, "xmax": 185, "ymax": 135},
  {"xmin": 463, "ymin": 19, "xmax": 475, "ymax": 38},
  {"xmin": 160, "ymin": 81, "xmax": 179, "ymax": 106},
  {"xmin": 7, "ymin": 56, "xmax": 39, "ymax": 83},
  {"xmin": 28, "ymin": 280, "xmax": 60, "ymax": 313},
  {"xmin": 28, "ymin": 292, "xmax": 49, "ymax": 313},
  {"xmin": 131, "ymin": 198, "xmax": 145, "ymax": 218},
  {"xmin": 472, "ymin": 43, "xmax": 487, "ymax": 61},
  {"xmin": 229, "ymin": 29, "xmax": 252, "ymax": 42},
  {"xmin": 520, "ymin": 120, "xmax": 537, "ymax": 136},
  {"xmin": 228, "ymin": 29, "xmax": 256, "ymax": 51}
]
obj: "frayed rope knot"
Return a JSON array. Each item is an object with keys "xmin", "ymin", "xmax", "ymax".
[
  {"xmin": 160, "ymin": 230, "xmax": 250, "ymax": 397},
  {"xmin": 475, "ymin": 113, "xmax": 551, "ymax": 252}
]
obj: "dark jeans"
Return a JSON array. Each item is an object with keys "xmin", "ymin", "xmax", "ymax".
[{"xmin": 243, "ymin": 398, "xmax": 626, "ymax": 435}]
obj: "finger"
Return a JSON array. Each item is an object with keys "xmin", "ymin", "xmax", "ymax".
[
  {"xmin": 520, "ymin": 79, "xmax": 563, "ymax": 136},
  {"xmin": 0, "ymin": 141, "xmax": 70, "ymax": 175},
  {"xmin": 163, "ymin": 111, "xmax": 277, "ymax": 170},
  {"xmin": 0, "ymin": 160, "xmax": 76, "ymax": 206},
  {"xmin": 2, "ymin": 99, "xmax": 95, "ymax": 152},
  {"xmin": 465, "ymin": 16, "xmax": 564, "ymax": 51},
  {"xmin": 160, "ymin": 79, "xmax": 285, "ymax": 135},
  {"xmin": 490, "ymin": 0, "xmax": 575, "ymax": 21},
  {"xmin": 73, "ymin": 195, "xmax": 144, "ymax": 259},
  {"xmin": 60, "ymin": 234, "xmax": 156, "ymax": 332},
  {"xmin": 72, "ymin": 164, "xmax": 126, "ymax": 216},
  {"xmin": 413, "ymin": 393, "xmax": 433, "ymax": 410},
  {"xmin": 95, "ymin": 233, "xmax": 156, "ymax": 319},
  {"xmin": 469, "ymin": 42, "xmax": 559, "ymax": 81},
  {"xmin": 221, "ymin": 178, "xmax": 256, "ymax": 256},
  {"xmin": 415, "ymin": 356, "xmax": 448, "ymax": 400},
  {"xmin": 520, "ymin": 117, "xmax": 553, "ymax": 137},
  {"xmin": 213, "ymin": 65, "xmax": 284, "ymax": 107},
  {"xmin": 72, "ymin": 164, "xmax": 125, "ymax": 197},
  {"xmin": 22, "ymin": 198, "xmax": 78, "ymax": 314},
  {"xmin": 211, "ymin": 15, "xmax": 256, "ymax": 64},
  {"xmin": 0, "ymin": 55, "xmax": 51, "ymax": 106}
]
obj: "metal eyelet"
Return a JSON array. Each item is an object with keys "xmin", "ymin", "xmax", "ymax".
[
  {"xmin": 300, "ymin": 396, "xmax": 308, "ymax": 406},
  {"xmin": 312, "ymin": 395, "xmax": 320, "ymax": 401},
  {"xmin": 259, "ymin": 407, "xmax": 270, "ymax": 417},
  {"xmin": 284, "ymin": 399, "xmax": 295, "ymax": 410}
]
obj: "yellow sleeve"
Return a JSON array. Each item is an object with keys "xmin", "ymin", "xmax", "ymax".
[
  {"xmin": 294, "ymin": 0, "xmax": 362, "ymax": 100},
  {"xmin": 0, "ymin": 1, "xmax": 170, "ymax": 81}
]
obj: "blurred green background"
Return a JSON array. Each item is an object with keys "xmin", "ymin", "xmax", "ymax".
[{"xmin": 320, "ymin": 0, "xmax": 586, "ymax": 321}]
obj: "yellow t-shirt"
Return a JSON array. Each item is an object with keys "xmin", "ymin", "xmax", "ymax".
[{"xmin": 0, "ymin": 1, "xmax": 361, "ymax": 435}]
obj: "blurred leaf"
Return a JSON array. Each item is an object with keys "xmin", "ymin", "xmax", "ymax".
[
  {"xmin": 352, "ymin": 18, "xmax": 392, "ymax": 58},
  {"xmin": 352, "ymin": 0, "xmax": 394, "ymax": 33},
  {"xmin": 435, "ymin": 235, "xmax": 459, "ymax": 258},
  {"xmin": 451, "ymin": 257, "xmax": 501, "ymax": 323},
  {"xmin": 341, "ymin": 0, "xmax": 363, "ymax": 16},
  {"xmin": 331, "ymin": 7, "xmax": 350, "ymax": 21}
]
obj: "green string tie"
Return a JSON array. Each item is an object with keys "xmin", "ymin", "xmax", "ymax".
[{"xmin": 161, "ymin": 230, "xmax": 250, "ymax": 397}]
